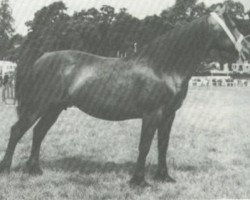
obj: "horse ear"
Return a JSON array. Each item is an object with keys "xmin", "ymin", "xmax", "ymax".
[{"xmin": 213, "ymin": 3, "xmax": 226, "ymax": 15}]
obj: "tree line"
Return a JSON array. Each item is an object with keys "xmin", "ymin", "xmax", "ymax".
[{"xmin": 1, "ymin": 0, "xmax": 250, "ymax": 67}]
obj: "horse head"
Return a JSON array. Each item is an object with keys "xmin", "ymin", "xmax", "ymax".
[{"xmin": 207, "ymin": 3, "xmax": 250, "ymax": 63}]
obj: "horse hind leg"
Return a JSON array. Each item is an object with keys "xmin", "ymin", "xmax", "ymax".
[
  {"xmin": 0, "ymin": 112, "xmax": 39, "ymax": 173},
  {"xmin": 25, "ymin": 107, "xmax": 62, "ymax": 175}
]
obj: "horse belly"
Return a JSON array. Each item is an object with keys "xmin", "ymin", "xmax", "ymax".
[{"xmin": 71, "ymin": 78, "xmax": 142, "ymax": 120}]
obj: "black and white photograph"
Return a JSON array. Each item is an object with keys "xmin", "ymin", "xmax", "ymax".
[{"xmin": 0, "ymin": 0, "xmax": 250, "ymax": 199}]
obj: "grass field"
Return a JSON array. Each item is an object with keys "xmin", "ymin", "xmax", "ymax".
[{"xmin": 0, "ymin": 87, "xmax": 250, "ymax": 199}]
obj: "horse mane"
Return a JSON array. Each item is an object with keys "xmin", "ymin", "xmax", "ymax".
[{"xmin": 136, "ymin": 15, "xmax": 211, "ymax": 73}]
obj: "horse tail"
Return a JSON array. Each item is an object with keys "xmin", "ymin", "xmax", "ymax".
[
  {"xmin": 15, "ymin": 52, "xmax": 67, "ymax": 118},
  {"xmin": 15, "ymin": 50, "xmax": 44, "ymax": 118},
  {"xmin": 15, "ymin": 61, "xmax": 35, "ymax": 118}
]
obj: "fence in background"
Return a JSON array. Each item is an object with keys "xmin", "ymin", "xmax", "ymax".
[{"xmin": 189, "ymin": 76, "xmax": 249, "ymax": 87}]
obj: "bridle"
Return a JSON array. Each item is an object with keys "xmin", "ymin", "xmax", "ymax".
[{"xmin": 210, "ymin": 12, "xmax": 249, "ymax": 61}]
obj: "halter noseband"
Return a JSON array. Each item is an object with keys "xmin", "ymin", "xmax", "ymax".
[{"xmin": 210, "ymin": 12, "xmax": 246, "ymax": 60}]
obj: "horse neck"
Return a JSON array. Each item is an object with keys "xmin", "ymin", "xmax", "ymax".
[{"xmin": 137, "ymin": 16, "xmax": 213, "ymax": 78}]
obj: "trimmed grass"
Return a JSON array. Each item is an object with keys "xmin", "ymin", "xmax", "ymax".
[{"xmin": 0, "ymin": 87, "xmax": 250, "ymax": 199}]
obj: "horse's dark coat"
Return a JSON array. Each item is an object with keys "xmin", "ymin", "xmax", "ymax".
[
  {"xmin": 1, "ymin": 10, "xmax": 249, "ymax": 186},
  {"xmin": 17, "ymin": 16, "xmax": 212, "ymax": 120}
]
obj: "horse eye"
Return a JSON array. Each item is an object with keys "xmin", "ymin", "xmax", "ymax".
[
  {"xmin": 228, "ymin": 20, "xmax": 237, "ymax": 30},
  {"xmin": 231, "ymin": 22, "xmax": 237, "ymax": 29}
]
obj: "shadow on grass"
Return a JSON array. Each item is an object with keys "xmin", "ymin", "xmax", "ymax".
[
  {"xmin": 41, "ymin": 156, "xmax": 207, "ymax": 174},
  {"xmin": 33, "ymin": 156, "xmax": 159, "ymax": 176},
  {"xmin": 12, "ymin": 156, "xmax": 209, "ymax": 178},
  {"xmin": 11, "ymin": 156, "xmax": 159, "ymax": 187}
]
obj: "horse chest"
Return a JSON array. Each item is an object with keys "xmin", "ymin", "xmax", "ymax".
[
  {"xmin": 162, "ymin": 74, "xmax": 184, "ymax": 96},
  {"xmin": 132, "ymin": 72, "xmax": 184, "ymax": 112}
]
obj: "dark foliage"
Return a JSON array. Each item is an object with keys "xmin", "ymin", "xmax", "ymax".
[{"xmin": 2, "ymin": 0, "xmax": 250, "ymax": 66}]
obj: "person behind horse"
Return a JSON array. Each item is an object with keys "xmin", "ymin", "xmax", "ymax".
[{"xmin": 2, "ymin": 74, "xmax": 9, "ymax": 103}]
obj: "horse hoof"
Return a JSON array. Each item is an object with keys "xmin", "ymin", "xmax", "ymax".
[
  {"xmin": 154, "ymin": 173, "xmax": 176, "ymax": 183},
  {"xmin": 0, "ymin": 162, "xmax": 10, "ymax": 174},
  {"xmin": 129, "ymin": 177, "xmax": 151, "ymax": 188},
  {"xmin": 30, "ymin": 168, "xmax": 43, "ymax": 175},
  {"xmin": 25, "ymin": 167, "xmax": 43, "ymax": 175},
  {"xmin": 25, "ymin": 163, "xmax": 43, "ymax": 175}
]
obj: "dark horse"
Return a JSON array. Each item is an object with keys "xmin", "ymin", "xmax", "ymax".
[{"xmin": 0, "ymin": 4, "xmax": 249, "ymax": 186}]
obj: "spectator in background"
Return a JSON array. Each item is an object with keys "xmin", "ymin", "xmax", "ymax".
[
  {"xmin": 2, "ymin": 74, "xmax": 9, "ymax": 102},
  {"xmin": 9, "ymin": 73, "xmax": 16, "ymax": 104}
]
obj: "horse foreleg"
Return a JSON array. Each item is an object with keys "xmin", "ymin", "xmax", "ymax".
[
  {"xmin": 26, "ymin": 108, "xmax": 62, "ymax": 175},
  {"xmin": 130, "ymin": 110, "xmax": 161, "ymax": 187},
  {"xmin": 154, "ymin": 113, "xmax": 176, "ymax": 182},
  {"xmin": 0, "ymin": 115, "xmax": 38, "ymax": 173}
]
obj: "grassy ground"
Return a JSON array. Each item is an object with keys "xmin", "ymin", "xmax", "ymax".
[{"xmin": 0, "ymin": 87, "xmax": 250, "ymax": 199}]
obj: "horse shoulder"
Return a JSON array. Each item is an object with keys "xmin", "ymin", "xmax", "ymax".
[{"xmin": 162, "ymin": 73, "xmax": 186, "ymax": 95}]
